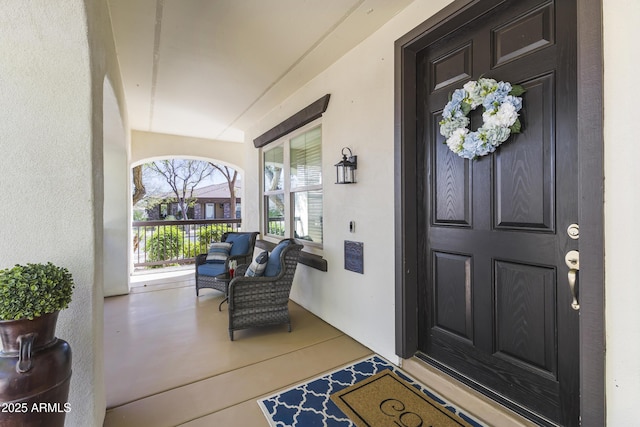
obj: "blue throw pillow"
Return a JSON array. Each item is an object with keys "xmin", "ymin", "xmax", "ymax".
[
  {"xmin": 245, "ymin": 251, "xmax": 269, "ymax": 277},
  {"xmin": 225, "ymin": 234, "xmax": 251, "ymax": 256},
  {"xmin": 264, "ymin": 240, "xmax": 291, "ymax": 277},
  {"xmin": 206, "ymin": 242, "xmax": 233, "ymax": 263}
]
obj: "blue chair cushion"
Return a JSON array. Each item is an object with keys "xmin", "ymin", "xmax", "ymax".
[
  {"xmin": 206, "ymin": 242, "xmax": 233, "ymax": 263},
  {"xmin": 197, "ymin": 262, "xmax": 226, "ymax": 277},
  {"xmin": 245, "ymin": 251, "xmax": 269, "ymax": 277},
  {"xmin": 264, "ymin": 240, "xmax": 291, "ymax": 277},
  {"xmin": 225, "ymin": 234, "xmax": 251, "ymax": 256}
]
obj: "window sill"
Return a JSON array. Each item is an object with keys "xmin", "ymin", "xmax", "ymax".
[{"xmin": 256, "ymin": 239, "xmax": 328, "ymax": 272}]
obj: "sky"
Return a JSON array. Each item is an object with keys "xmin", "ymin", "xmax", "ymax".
[{"xmin": 139, "ymin": 160, "xmax": 240, "ymax": 195}]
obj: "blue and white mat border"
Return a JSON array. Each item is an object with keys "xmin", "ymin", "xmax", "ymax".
[{"xmin": 257, "ymin": 354, "xmax": 486, "ymax": 427}]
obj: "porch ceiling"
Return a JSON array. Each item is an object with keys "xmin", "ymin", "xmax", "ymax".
[{"xmin": 106, "ymin": 0, "xmax": 413, "ymax": 142}]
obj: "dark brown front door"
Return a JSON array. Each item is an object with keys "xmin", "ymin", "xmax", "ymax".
[{"xmin": 415, "ymin": 1, "xmax": 578, "ymax": 425}]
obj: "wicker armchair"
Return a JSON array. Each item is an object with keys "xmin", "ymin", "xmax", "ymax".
[
  {"xmin": 227, "ymin": 239, "xmax": 303, "ymax": 340},
  {"xmin": 195, "ymin": 231, "xmax": 259, "ymax": 296}
]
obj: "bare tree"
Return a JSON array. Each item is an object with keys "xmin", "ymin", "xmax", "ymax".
[
  {"xmin": 209, "ymin": 163, "xmax": 238, "ymax": 218},
  {"xmin": 132, "ymin": 165, "xmax": 146, "ymax": 205},
  {"xmin": 146, "ymin": 159, "xmax": 214, "ymax": 220},
  {"xmin": 264, "ymin": 164, "xmax": 284, "ymax": 212}
]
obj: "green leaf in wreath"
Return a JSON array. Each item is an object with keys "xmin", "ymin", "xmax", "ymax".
[
  {"xmin": 510, "ymin": 119, "xmax": 522, "ymax": 134},
  {"xmin": 461, "ymin": 102, "xmax": 471, "ymax": 115},
  {"xmin": 509, "ymin": 85, "xmax": 526, "ymax": 97}
]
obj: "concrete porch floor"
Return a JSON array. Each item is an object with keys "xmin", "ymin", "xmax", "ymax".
[{"xmin": 103, "ymin": 271, "xmax": 535, "ymax": 426}]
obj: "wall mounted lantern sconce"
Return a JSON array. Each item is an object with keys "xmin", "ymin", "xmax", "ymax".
[{"xmin": 335, "ymin": 147, "xmax": 357, "ymax": 184}]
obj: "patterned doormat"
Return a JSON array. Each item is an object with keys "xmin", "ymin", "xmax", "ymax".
[
  {"xmin": 331, "ymin": 369, "xmax": 474, "ymax": 427},
  {"xmin": 257, "ymin": 355, "xmax": 485, "ymax": 427}
]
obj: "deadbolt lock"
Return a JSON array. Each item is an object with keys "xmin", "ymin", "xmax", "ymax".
[{"xmin": 567, "ymin": 223, "xmax": 579, "ymax": 240}]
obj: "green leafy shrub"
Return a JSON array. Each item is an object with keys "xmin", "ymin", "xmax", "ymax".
[
  {"xmin": 197, "ymin": 225, "xmax": 227, "ymax": 246},
  {"xmin": 146, "ymin": 226, "xmax": 184, "ymax": 264},
  {"xmin": 183, "ymin": 240, "xmax": 209, "ymax": 258},
  {"xmin": 184, "ymin": 225, "xmax": 234, "ymax": 258},
  {"xmin": 0, "ymin": 262, "xmax": 75, "ymax": 320}
]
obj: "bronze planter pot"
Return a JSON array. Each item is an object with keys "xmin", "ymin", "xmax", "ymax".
[{"xmin": 0, "ymin": 312, "xmax": 72, "ymax": 427}]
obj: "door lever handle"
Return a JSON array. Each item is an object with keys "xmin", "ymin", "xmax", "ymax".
[{"xmin": 565, "ymin": 250, "xmax": 580, "ymax": 310}]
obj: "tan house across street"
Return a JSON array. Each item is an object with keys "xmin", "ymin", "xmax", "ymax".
[{"xmin": 145, "ymin": 182, "xmax": 242, "ymax": 220}]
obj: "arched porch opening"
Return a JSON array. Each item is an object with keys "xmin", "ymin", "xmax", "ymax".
[{"xmin": 129, "ymin": 153, "xmax": 246, "ymax": 277}]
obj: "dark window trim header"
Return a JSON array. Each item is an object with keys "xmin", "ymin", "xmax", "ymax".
[{"xmin": 253, "ymin": 94, "xmax": 330, "ymax": 148}]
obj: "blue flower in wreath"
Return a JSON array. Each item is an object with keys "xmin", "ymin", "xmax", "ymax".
[
  {"xmin": 460, "ymin": 132, "xmax": 485, "ymax": 159},
  {"xmin": 484, "ymin": 126, "xmax": 511, "ymax": 146},
  {"xmin": 496, "ymin": 81, "xmax": 512, "ymax": 96},
  {"xmin": 443, "ymin": 88, "xmax": 467, "ymax": 119},
  {"xmin": 504, "ymin": 95, "xmax": 523, "ymax": 111},
  {"xmin": 482, "ymin": 92, "xmax": 503, "ymax": 112}
]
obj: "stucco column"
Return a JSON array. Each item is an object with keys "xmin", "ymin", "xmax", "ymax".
[{"xmin": 0, "ymin": 2, "xmax": 106, "ymax": 425}]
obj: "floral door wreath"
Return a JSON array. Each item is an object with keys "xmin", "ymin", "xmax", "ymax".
[{"xmin": 439, "ymin": 78, "xmax": 525, "ymax": 159}]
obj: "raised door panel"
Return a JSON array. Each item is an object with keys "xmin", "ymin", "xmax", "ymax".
[
  {"xmin": 495, "ymin": 74, "xmax": 555, "ymax": 231},
  {"xmin": 431, "ymin": 43, "xmax": 473, "ymax": 92},
  {"xmin": 494, "ymin": 260, "xmax": 557, "ymax": 377},
  {"xmin": 432, "ymin": 112, "xmax": 472, "ymax": 226},
  {"xmin": 432, "ymin": 251, "xmax": 473, "ymax": 341},
  {"xmin": 493, "ymin": 3, "xmax": 555, "ymax": 67}
]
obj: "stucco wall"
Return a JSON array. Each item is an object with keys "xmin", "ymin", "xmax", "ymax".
[
  {"xmin": 103, "ymin": 80, "xmax": 130, "ymax": 298},
  {"xmin": 0, "ymin": 0, "xmax": 130, "ymax": 424},
  {"xmin": 0, "ymin": 1, "xmax": 107, "ymax": 425},
  {"xmin": 131, "ymin": 130, "xmax": 245, "ymax": 171},
  {"xmin": 603, "ymin": 0, "xmax": 640, "ymax": 424},
  {"xmin": 244, "ymin": 0, "xmax": 454, "ymax": 364}
]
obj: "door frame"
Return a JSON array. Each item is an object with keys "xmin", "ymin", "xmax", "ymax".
[{"xmin": 393, "ymin": 0, "xmax": 604, "ymax": 425}]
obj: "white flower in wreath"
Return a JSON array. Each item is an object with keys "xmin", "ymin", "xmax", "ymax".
[
  {"xmin": 445, "ymin": 128, "xmax": 467, "ymax": 154},
  {"xmin": 439, "ymin": 78, "xmax": 525, "ymax": 159}
]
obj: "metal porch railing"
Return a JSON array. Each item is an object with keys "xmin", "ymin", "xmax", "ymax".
[{"xmin": 132, "ymin": 219, "xmax": 241, "ymax": 269}]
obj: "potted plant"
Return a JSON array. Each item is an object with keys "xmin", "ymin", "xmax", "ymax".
[{"xmin": 0, "ymin": 262, "xmax": 74, "ymax": 427}]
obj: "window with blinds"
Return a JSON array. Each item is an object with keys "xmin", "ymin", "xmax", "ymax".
[{"xmin": 263, "ymin": 123, "xmax": 323, "ymax": 246}]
